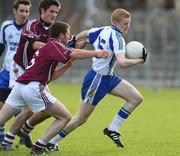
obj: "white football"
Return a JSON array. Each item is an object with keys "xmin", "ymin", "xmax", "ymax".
[{"xmin": 125, "ymin": 41, "xmax": 144, "ymax": 59}]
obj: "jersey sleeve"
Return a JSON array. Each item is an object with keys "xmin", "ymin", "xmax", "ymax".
[
  {"xmin": 49, "ymin": 42, "xmax": 73, "ymax": 64},
  {"xmin": 112, "ymin": 33, "xmax": 126, "ymax": 55},
  {"xmin": 0, "ymin": 21, "xmax": 9, "ymax": 44},
  {"xmin": 88, "ymin": 27, "xmax": 104, "ymax": 44}
]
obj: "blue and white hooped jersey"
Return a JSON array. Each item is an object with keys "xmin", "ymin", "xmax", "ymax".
[
  {"xmin": 0, "ymin": 20, "xmax": 24, "ymax": 71},
  {"xmin": 88, "ymin": 25, "xmax": 126, "ymax": 75}
]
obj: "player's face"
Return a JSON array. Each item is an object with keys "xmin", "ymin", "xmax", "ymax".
[
  {"xmin": 117, "ymin": 17, "xmax": 131, "ymax": 34},
  {"xmin": 41, "ymin": 5, "xmax": 60, "ymax": 25},
  {"xmin": 60, "ymin": 28, "xmax": 71, "ymax": 45},
  {"xmin": 14, "ymin": 4, "xmax": 30, "ymax": 25}
]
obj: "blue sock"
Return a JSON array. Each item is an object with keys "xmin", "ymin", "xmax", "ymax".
[{"xmin": 118, "ymin": 107, "xmax": 131, "ymax": 119}]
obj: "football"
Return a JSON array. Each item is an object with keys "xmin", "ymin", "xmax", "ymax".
[{"xmin": 125, "ymin": 41, "xmax": 144, "ymax": 59}]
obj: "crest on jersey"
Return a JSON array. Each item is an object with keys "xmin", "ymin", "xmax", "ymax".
[{"xmin": 8, "ymin": 33, "xmax": 13, "ymax": 39}]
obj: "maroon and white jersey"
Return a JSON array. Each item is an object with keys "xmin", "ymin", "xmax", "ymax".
[
  {"xmin": 17, "ymin": 38, "xmax": 72, "ymax": 85},
  {"xmin": 13, "ymin": 18, "xmax": 49, "ymax": 69}
]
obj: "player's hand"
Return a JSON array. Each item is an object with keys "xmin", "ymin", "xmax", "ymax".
[
  {"xmin": 141, "ymin": 47, "xmax": 147, "ymax": 63},
  {"xmin": 67, "ymin": 35, "xmax": 76, "ymax": 48},
  {"xmin": 96, "ymin": 50, "xmax": 108, "ymax": 59}
]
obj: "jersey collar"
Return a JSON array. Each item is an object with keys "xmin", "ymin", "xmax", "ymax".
[
  {"xmin": 13, "ymin": 19, "xmax": 28, "ymax": 31},
  {"xmin": 111, "ymin": 25, "xmax": 122, "ymax": 34}
]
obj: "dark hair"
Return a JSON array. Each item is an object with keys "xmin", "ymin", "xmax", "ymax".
[
  {"xmin": 13, "ymin": 0, "xmax": 31, "ymax": 10},
  {"xmin": 38, "ymin": 0, "xmax": 61, "ymax": 14},
  {"xmin": 49, "ymin": 21, "xmax": 70, "ymax": 38}
]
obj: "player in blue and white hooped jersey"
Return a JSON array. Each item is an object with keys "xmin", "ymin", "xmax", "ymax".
[
  {"xmin": 0, "ymin": 0, "xmax": 31, "ymax": 144},
  {"xmin": 47, "ymin": 8, "xmax": 147, "ymax": 149}
]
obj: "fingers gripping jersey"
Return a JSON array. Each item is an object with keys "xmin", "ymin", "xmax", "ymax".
[
  {"xmin": 0, "ymin": 20, "xmax": 25, "ymax": 71},
  {"xmin": 88, "ymin": 25, "xmax": 126, "ymax": 75}
]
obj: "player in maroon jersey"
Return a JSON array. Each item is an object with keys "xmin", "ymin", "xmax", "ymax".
[
  {"xmin": 10, "ymin": 0, "xmax": 61, "ymax": 87},
  {"xmin": 0, "ymin": 0, "xmax": 61, "ymax": 150},
  {"xmin": 0, "ymin": 21, "xmax": 108, "ymax": 154}
]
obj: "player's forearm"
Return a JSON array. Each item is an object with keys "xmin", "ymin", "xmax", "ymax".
[
  {"xmin": 118, "ymin": 58, "xmax": 143, "ymax": 68},
  {"xmin": 32, "ymin": 41, "xmax": 45, "ymax": 50},
  {"xmin": 70, "ymin": 49, "xmax": 97, "ymax": 59},
  {"xmin": 52, "ymin": 64, "xmax": 71, "ymax": 80},
  {"xmin": 76, "ymin": 30, "xmax": 88, "ymax": 40},
  {"xmin": 75, "ymin": 40, "xmax": 87, "ymax": 49}
]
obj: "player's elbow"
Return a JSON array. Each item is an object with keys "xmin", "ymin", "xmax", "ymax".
[
  {"xmin": 133, "ymin": 94, "xmax": 144, "ymax": 106},
  {"xmin": 117, "ymin": 61, "xmax": 127, "ymax": 68}
]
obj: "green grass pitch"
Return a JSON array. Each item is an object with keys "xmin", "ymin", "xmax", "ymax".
[{"xmin": 1, "ymin": 83, "xmax": 180, "ymax": 156}]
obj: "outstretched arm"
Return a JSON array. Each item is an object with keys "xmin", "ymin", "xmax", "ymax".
[
  {"xmin": 67, "ymin": 31, "xmax": 88, "ymax": 49},
  {"xmin": 74, "ymin": 30, "xmax": 89, "ymax": 49},
  {"xmin": 70, "ymin": 49, "xmax": 108, "ymax": 59},
  {"xmin": 76, "ymin": 30, "xmax": 89, "ymax": 41}
]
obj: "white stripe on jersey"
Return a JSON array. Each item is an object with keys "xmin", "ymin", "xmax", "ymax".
[{"xmin": 88, "ymin": 26, "xmax": 126, "ymax": 75}]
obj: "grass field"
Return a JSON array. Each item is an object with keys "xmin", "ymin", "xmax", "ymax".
[{"xmin": 1, "ymin": 83, "xmax": 180, "ymax": 156}]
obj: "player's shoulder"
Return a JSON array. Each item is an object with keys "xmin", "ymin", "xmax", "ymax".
[
  {"xmin": 25, "ymin": 19, "xmax": 39, "ymax": 30},
  {"xmin": 89, "ymin": 26, "xmax": 108, "ymax": 32},
  {"xmin": 1, "ymin": 20, "xmax": 13, "ymax": 29},
  {"xmin": 49, "ymin": 39, "xmax": 65, "ymax": 48}
]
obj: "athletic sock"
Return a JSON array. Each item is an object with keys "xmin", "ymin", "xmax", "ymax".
[
  {"xmin": 35, "ymin": 138, "xmax": 47, "ymax": 148},
  {"xmin": 49, "ymin": 130, "xmax": 68, "ymax": 144},
  {"xmin": 108, "ymin": 107, "xmax": 131, "ymax": 131},
  {"xmin": 21, "ymin": 120, "xmax": 34, "ymax": 134},
  {"xmin": 0, "ymin": 124, "xmax": 5, "ymax": 143},
  {"xmin": 2, "ymin": 132, "xmax": 15, "ymax": 146}
]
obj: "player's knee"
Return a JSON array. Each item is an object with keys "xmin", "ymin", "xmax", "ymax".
[
  {"xmin": 134, "ymin": 94, "xmax": 144, "ymax": 105},
  {"xmin": 66, "ymin": 113, "xmax": 71, "ymax": 123},
  {"xmin": 63, "ymin": 112, "xmax": 71, "ymax": 124},
  {"xmin": 77, "ymin": 115, "xmax": 88, "ymax": 125}
]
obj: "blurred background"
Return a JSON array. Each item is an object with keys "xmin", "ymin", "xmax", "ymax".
[{"xmin": 0, "ymin": 0, "xmax": 180, "ymax": 88}]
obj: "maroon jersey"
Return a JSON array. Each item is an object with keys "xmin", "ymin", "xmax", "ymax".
[
  {"xmin": 14, "ymin": 18, "xmax": 49, "ymax": 69},
  {"xmin": 17, "ymin": 38, "xmax": 72, "ymax": 85}
]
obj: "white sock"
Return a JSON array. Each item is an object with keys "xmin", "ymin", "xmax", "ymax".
[
  {"xmin": 108, "ymin": 115, "xmax": 125, "ymax": 131},
  {"xmin": 49, "ymin": 130, "xmax": 68, "ymax": 144},
  {"xmin": 49, "ymin": 134, "xmax": 63, "ymax": 144}
]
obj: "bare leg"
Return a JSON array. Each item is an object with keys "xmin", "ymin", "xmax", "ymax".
[
  {"xmin": 103, "ymin": 80, "xmax": 143, "ymax": 147},
  {"xmin": 110, "ymin": 79, "xmax": 143, "ymax": 113},
  {"xmin": 64, "ymin": 100, "xmax": 95, "ymax": 133},
  {"xmin": 39, "ymin": 100, "xmax": 71, "ymax": 142},
  {"xmin": 28, "ymin": 111, "xmax": 50, "ymax": 127},
  {"xmin": 0, "ymin": 103, "xmax": 19, "ymax": 126},
  {"xmin": 48, "ymin": 100, "xmax": 95, "ymax": 146},
  {"xmin": 9, "ymin": 106, "xmax": 33, "ymax": 135}
]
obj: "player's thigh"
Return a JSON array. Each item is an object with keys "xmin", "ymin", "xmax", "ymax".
[
  {"xmin": 42, "ymin": 100, "xmax": 71, "ymax": 120},
  {"xmin": 16, "ymin": 106, "xmax": 33, "ymax": 120},
  {"xmin": 110, "ymin": 79, "xmax": 142, "ymax": 101},
  {"xmin": 0, "ymin": 103, "xmax": 19, "ymax": 125},
  {"xmin": 5, "ymin": 83, "xmax": 26, "ymax": 110}
]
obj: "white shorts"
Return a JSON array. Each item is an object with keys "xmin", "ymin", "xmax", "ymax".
[
  {"xmin": 9, "ymin": 61, "xmax": 25, "ymax": 88},
  {"xmin": 6, "ymin": 81, "xmax": 57, "ymax": 112}
]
